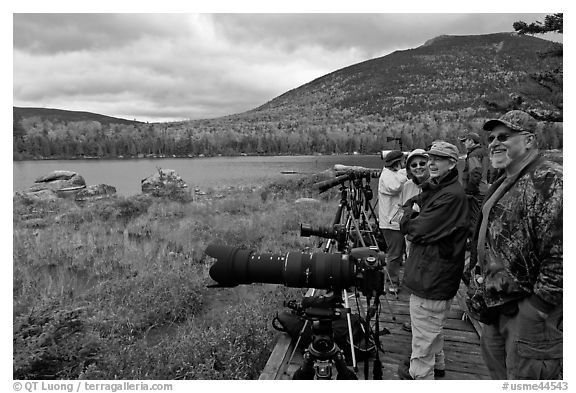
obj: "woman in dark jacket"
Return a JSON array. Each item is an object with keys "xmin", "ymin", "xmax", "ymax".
[{"xmin": 397, "ymin": 141, "xmax": 469, "ymax": 380}]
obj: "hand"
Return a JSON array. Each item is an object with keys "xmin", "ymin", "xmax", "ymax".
[
  {"xmin": 519, "ymin": 297, "xmax": 548, "ymax": 321},
  {"xmin": 402, "ymin": 196, "xmax": 419, "ymax": 210}
]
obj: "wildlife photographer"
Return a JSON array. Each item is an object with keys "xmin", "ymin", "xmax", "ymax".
[
  {"xmin": 458, "ymin": 131, "xmax": 491, "ymax": 236},
  {"xmin": 378, "ymin": 150, "xmax": 408, "ymax": 295},
  {"xmin": 467, "ymin": 110, "xmax": 563, "ymax": 380},
  {"xmin": 397, "ymin": 141, "xmax": 469, "ymax": 379}
]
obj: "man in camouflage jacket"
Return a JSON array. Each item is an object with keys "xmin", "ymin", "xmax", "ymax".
[{"xmin": 469, "ymin": 110, "xmax": 563, "ymax": 380}]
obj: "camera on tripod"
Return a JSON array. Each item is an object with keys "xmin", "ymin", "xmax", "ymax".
[
  {"xmin": 300, "ymin": 223, "xmax": 347, "ymax": 245},
  {"xmin": 206, "ymin": 244, "xmax": 385, "ymax": 298},
  {"xmin": 205, "ymin": 163, "xmax": 394, "ymax": 379}
]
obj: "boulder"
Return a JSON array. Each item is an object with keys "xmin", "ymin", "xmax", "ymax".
[
  {"xmin": 75, "ymin": 184, "xmax": 117, "ymax": 202},
  {"xmin": 15, "ymin": 189, "xmax": 58, "ymax": 202},
  {"xmin": 21, "ymin": 170, "xmax": 86, "ymax": 201},
  {"xmin": 35, "ymin": 170, "xmax": 82, "ymax": 183},
  {"xmin": 29, "ymin": 170, "xmax": 86, "ymax": 195},
  {"xmin": 141, "ymin": 168, "xmax": 188, "ymax": 197}
]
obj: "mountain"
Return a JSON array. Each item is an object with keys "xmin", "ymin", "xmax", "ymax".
[
  {"xmin": 242, "ymin": 32, "xmax": 561, "ymax": 122},
  {"xmin": 13, "ymin": 107, "xmax": 142, "ymax": 126},
  {"xmin": 14, "ymin": 32, "xmax": 563, "ymax": 160}
]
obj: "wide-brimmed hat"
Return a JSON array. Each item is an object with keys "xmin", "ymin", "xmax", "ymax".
[
  {"xmin": 384, "ymin": 150, "xmax": 404, "ymax": 167},
  {"xmin": 406, "ymin": 148, "xmax": 428, "ymax": 165},
  {"xmin": 427, "ymin": 141, "xmax": 459, "ymax": 161},
  {"xmin": 483, "ymin": 110, "xmax": 537, "ymax": 133}
]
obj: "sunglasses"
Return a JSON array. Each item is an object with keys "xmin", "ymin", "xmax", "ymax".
[
  {"xmin": 488, "ymin": 131, "xmax": 530, "ymax": 143},
  {"xmin": 410, "ymin": 161, "xmax": 427, "ymax": 168}
]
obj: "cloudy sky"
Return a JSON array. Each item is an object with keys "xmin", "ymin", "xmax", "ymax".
[{"xmin": 13, "ymin": 11, "xmax": 563, "ymax": 123}]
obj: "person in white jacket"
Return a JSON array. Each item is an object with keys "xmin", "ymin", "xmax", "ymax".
[{"xmin": 378, "ymin": 150, "xmax": 408, "ymax": 294}]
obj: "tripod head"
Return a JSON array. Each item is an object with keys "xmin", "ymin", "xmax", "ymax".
[
  {"xmin": 286, "ymin": 293, "xmax": 358, "ymax": 380},
  {"xmin": 285, "ymin": 293, "xmax": 343, "ymax": 321}
]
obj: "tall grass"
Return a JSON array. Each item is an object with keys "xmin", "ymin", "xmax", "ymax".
[{"xmin": 13, "ymin": 175, "xmax": 337, "ymax": 379}]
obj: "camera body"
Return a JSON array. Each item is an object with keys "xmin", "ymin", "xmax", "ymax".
[{"xmin": 351, "ymin": 246, "xmax": 386, "ymax": 297}]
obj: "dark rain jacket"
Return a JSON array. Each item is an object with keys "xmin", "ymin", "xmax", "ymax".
[
  {"xmin": 462, "ymin": 144, "xmax": 490, "ymax": 195},
  {"xmin": 469, "ymin": 153, "xmax": 563, "ymax": 313},
  {"xmin": 400, "ymin": 167, "xmax": 469, "ymax": 300}
]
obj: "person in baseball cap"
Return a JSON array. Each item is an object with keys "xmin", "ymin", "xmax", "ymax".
[
  {"xmin": 483, "ymin": 110, "xmax": 538, "ymax": 133},
  {"xmin": 458, "ymin": 132, "xmax": 481, "ymax": 144},
  {"xmin": 384, "ymin": 150, "xmax": 405, "ymax": 168},
  {"xmin": 482, "ymin": 110, "xmax": 538, "ymax": 170},
  {"xmin": 470, "ymin": 111, "xmax": 563, "ymax": 380},
  {"xmin": 458, "ymin": 129, "xmax": 492, "ymax": 250},
  {"xmin": 427, "ymin": 141, "xmax": 459, "ymax": 161},
  {"xmin": 378, "ymin": 149, "xmax": 408, "ymax": 295},
  {"xmin": 397, "ymin": 140, "xmax": 468, "ymax": 380},
  {"xmin": 426, "ymin": 141, "xmax": 459, "ymax": 181}
]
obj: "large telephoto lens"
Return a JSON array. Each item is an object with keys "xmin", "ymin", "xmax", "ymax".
[{"xmin": 205, "ymin": 244, "xmax": 355, "ymax": 290}]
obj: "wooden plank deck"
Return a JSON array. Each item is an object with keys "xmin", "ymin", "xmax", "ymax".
[{"xmin": 260, "ymin": 282, "xmax": 489, "ymax": 380}]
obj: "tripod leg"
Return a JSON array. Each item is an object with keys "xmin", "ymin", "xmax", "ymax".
[
  {"xmin": 380, "ymin": 282, "xmax": 398, "ymax": 322},
  {"xmin": 292, "ymin": 352, "xmax": 315, "ymax": 380},
  {"xmin": 334, "ymin": 350, "xmax": 358, "ymax": 380},
  {"xmin": 383, "ymin": 266, "xmax": 399, "ymax": 300},
  {"xmin": 342, "ymin": 289, "xmax": 357, "ymax": 371},
  {"xmin": 372, "ymin": 298, "xmax": 383, "ymax": 380}
]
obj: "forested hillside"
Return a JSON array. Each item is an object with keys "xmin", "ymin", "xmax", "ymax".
[{"xmin": 13, "ymin": 32, "xmax": 563, "ymax": 160}]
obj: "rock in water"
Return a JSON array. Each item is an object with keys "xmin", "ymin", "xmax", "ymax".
[
  {"xmin": 141, "ymin": 168, "xmax": 188, "ymax": 198},
  {"xmin": 25, "ymin": 170, "xmax": 87, "ymax": 200}
]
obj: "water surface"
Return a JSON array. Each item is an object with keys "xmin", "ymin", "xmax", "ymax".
[{"xmin": 13, "ymin": 155, "xmax": 385, "ymax": 196}]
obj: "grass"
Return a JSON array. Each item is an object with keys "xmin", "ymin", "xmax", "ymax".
[{"xmin": 13, "ymin": 174, "xmax": 339, "ymax": 380}]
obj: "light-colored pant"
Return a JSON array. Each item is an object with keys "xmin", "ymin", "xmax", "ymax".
[{"xmin": 409, "ymin": 294, "xmax": 452, "ymax": 379}]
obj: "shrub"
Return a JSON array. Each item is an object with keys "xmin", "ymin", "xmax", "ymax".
[
  {"xmin": 13, "ymin": 178, "xmax": 334, "ymax": 380},
  {"xmin": 13, "ymin": 305, "xmax": 102, "ymax": 380},
  {"xmin": 88, "ymin": 266, "xmax": 205, "ymax": 336},
  {"xmin": 113, "ymin": 195, "xmax": 153, "ymax": 221}
]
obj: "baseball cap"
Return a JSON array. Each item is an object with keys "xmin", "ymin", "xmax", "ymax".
[
  {"xmin": 384, "ymin": 150, "xmax": 404, "ymax": 167},
  {"xmin": 483, "ymin": 110, "xmax": 537, "ymax": 132},
  {"xmin": 427, "ymin": 141, "xmax": 459, "ymax": 161},
  {"xmin": 458, "ymin": 132, "xmax": 481, "ymax": 143}
]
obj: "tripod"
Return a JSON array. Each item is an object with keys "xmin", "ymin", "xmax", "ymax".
[
  {"xmin": 291, "ymin": 306, "xmax": 358, "ymax": 380},
  {"xmin": 297, "ymin": 169, "xmax": 399, "ymax": 379}
]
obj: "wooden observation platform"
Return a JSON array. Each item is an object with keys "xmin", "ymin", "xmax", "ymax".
[{"xmin": 260, "ymin": 282, "xmax": 490, "ymax": 380}]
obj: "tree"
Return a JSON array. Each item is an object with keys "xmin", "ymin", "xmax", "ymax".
[
  {"xmin": 13, "ymin": 114, "xmax": 25, "ymax": 140},
  {"xmin": 513, "ymin": 13, "xmax": 563, "ymax": 35},
  {"xmin": 13, "ymin": 114, "xmax": 26, "ymax": 154},
  {"xmin": 505, "ymin": 14, "xmax": 563, "ymax": 123}
]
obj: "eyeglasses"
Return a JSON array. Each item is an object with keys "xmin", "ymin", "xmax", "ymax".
[
  {"xmin": 488, "ymin": 132, "xmax": 530, "ymax": 143},
  {"xmin": 410, "ymin": 161, "xmax": 427, "ymax": 168}
]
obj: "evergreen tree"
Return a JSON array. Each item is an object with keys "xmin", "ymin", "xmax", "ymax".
[{"xmin": 513, "ymin": 13, "xmax": 563, "ymax": 35}]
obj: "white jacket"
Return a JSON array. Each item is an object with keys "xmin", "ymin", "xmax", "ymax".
[
  {"xmin": 400, "ymin": 179, "xmax": 422, "ymax": 206},
  {"xmin": 378, "ymin": 167, "xmax": 407, "ymax": 230}
]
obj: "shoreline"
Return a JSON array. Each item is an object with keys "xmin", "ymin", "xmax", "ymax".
[{"xmin": 13, "ymin": 151, "xmax": 376, "ymax": 162}]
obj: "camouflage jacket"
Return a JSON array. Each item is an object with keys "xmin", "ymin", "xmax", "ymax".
[{"xmin": 471, "ymin": 153, "xmax": 563, "ymax": 311}]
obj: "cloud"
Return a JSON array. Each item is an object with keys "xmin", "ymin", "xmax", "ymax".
[
  {"xmin": 13, "ymin": 13, "xmax": 559, "ymax": 122},
  {"xmin": 212, "ymin": 13, "xmax": 554, "ymax": 57},
  {"xmin": 13, "ymin": 14, "xmax": 185, "ymax": 53}
]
